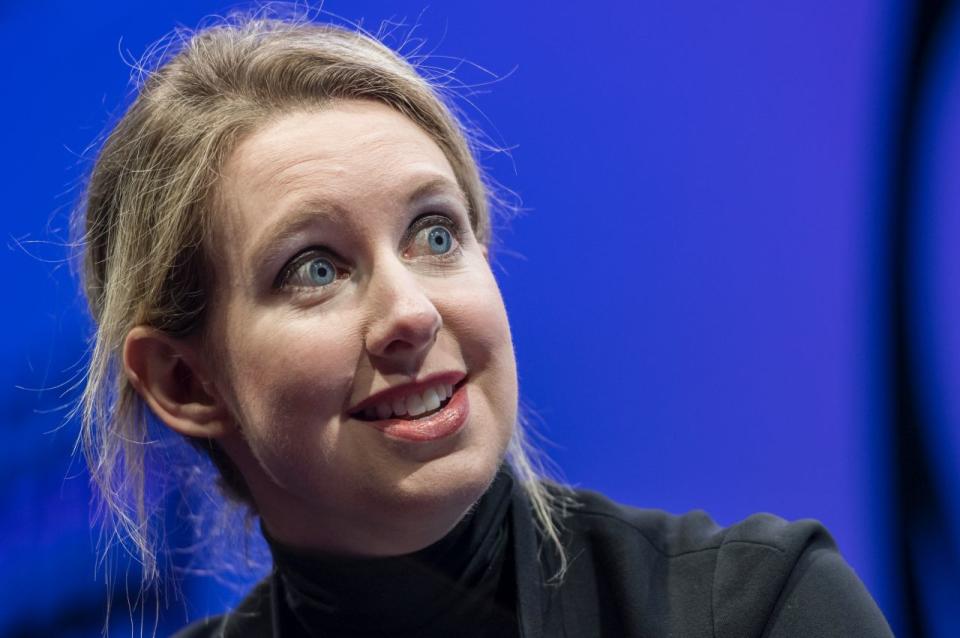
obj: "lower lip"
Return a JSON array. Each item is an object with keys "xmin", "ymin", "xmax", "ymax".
[{"xmin": 363, "ymin": 383, "xmax": 470, "ymax": 442}]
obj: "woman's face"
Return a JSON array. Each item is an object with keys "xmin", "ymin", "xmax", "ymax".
[{"xmin": 205, "ymin": 100, "xmax": 517, "ymax": 556}]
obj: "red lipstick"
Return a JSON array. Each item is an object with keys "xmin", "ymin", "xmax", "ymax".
[
  {"xmin": 353, "ymin": 378, "xmax": 470, "ymax": 442},
  {"xmin": 348, "ymin": 371, "xmax": 466, "ymax": 417}
]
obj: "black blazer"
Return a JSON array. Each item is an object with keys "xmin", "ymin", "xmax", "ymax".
[{"xmin": 176, "ymin": 481, "xmax": 893, "ymax": 637}]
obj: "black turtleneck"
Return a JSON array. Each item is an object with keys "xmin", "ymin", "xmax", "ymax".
[
  {"xmin": 266, "ymin": 469, "xmax": 520, "ymax": 638},
  {"xmin": 177, "ymin": 466, "xmax": 894, "ymax": 637}
]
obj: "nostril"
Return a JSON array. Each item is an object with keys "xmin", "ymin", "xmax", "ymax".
[
  {"xmin": 366, "ymin": 307, "xmax": 442, "ymax": 359},
  {"xmin": 385, "ymin": 324, "xmax": 439, "ymax": 352},
  {"xmin": 383, "ymin": 339, "xmax": 412, "ymax": 357}
]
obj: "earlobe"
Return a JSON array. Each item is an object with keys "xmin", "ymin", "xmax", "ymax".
[{"xmin": 123, "ymin": 326, "xmax": 232, "ymax": 440}]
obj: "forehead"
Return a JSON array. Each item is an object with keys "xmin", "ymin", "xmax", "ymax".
[{"xmin": 215, "ymin": 100, "xmax": 461, "ymax": 246}]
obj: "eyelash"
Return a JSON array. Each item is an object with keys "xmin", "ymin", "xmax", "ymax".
[
  {"xmin": 275, "ymin": 213, "xmax": 465, "ymax": 291},
  {"xmin": 403, "ymin": 214, "xmax": 464, "ymax": 261}
]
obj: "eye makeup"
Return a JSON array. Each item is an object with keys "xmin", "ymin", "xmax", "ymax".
[{"xmin": 263, "ymin": 187, "xmax": 473, "ymax": 295}]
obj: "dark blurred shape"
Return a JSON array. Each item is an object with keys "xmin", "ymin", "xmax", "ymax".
[{"xmin": 893, "ymin": 0, "xmax": 960, "ymax": 636}]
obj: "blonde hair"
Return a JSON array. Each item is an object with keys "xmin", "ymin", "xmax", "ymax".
[{"xmin": 77, "ymin": 11, "xmax": 572, "ymax": 592}]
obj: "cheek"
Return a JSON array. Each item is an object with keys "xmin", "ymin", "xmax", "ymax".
[
  {"xmin": 446, "ymin": 295, "xmax": 513, "ymax": 370},
  {"xmin": 448, "ymin": 261, "xmax": 514, "ymax": 358},
  {"xmin": 442, "ymin": 267, "xmax": 518, "ymax": 411},
  {"xmin": 219, "ymin": 307, "xmax": 363, "ymax": 446}
]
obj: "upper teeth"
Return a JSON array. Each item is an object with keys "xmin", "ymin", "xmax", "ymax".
[{"xmin": 364, "ymin": 383, "xmax": 455, "ymax": 420}]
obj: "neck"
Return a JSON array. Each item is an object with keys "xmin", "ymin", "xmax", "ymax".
[
  {"xmin": 221, "ymin": 432, "xmax": 504, "ymax": 556},
  {"xmin": 264, "ymin": 468, "xmax": 518, "ymax": 636},
  {"xmin": 249, "ymin": 468, "xmax": 503, "ymax": 557},
  {"xmin": 261, "ymin": 504, "xmax": 467, "ymax": 558}
]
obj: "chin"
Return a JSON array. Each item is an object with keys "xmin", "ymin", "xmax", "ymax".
[{"xmin": 377, "ymin": 445, "xmax": 506, "ymax": 516}]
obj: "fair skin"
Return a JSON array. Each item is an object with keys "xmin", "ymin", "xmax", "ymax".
[{"xmin": 124, "ymin": 100, "xmax": 518, "ymax": 557}]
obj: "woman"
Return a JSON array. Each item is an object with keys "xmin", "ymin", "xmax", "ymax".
[{"xmin": 78, "ymin": 13, "xmax": 893, "ymax": 637}]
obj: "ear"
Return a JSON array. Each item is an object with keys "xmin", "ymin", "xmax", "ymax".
[{"xmin": 123, "ymin": 325, "xmax": 232, "ymax": 440}]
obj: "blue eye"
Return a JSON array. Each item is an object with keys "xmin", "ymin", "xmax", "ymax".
[
  {"xmin": 426, "ymin": 226, "xmax": 453, "ymax": 254},
  {"xmin": 306, "ymin": 257, "xmax": 336, "ymax": 285},
  {"xmin": 283, "ymin": 254, "xmax": 339, "ymax": 289},
  {"xmin": 404, "ymin": 215, "xmax": 463, "ymax": 260}
]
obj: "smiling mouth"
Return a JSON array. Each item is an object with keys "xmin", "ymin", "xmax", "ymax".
[{"xmin": 350, "ymin": 379, "xmax": 467, "ymax": 422}]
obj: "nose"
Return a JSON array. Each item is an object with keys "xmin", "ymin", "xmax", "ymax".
[{"xmin": 364, "ymin": 261, "xmax": 442, "ymax": 365}]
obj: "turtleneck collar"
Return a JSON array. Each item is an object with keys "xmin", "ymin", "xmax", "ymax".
[{"xmin": 264, "ymin": 467, "xmax": 518, "ymax": 638}]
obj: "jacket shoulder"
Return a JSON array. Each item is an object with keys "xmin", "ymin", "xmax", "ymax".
[
  {"xmin": 172, "ymin": 616, "xmax": 226, "ymax": 638},
  {"xmin": 566, "ymin": 486, "xmax": 821, "ymax": 557},
  {"xmin": 171, "ymin": 577, "xmax": 274, "ymax": 638},
  {"xmin": 560, "ymin": 487, "xmax": 891, "ymax": 637}
]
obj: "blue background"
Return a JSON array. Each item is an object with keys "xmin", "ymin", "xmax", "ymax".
[{"xmin": 1, "ymin": 1, "xmax": 956, "ymax": 636}]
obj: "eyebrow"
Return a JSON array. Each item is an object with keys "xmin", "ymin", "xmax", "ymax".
[
  {"xmin": 249, "ymin": 203, "xmax": 343, "ymax": 278},
  {"xmin": 404, "ymin": 176, "xmax": 469, "ymax": 209},
  {"xmin": 247, "ymin": 176, "xmax": 470, "ymax": 275}
]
